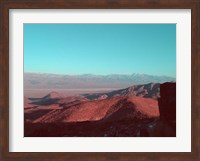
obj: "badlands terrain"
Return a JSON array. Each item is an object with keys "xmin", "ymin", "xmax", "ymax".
[{"xmin": 24, "ymin": 82, "xmax": 176, "ymax": 137}]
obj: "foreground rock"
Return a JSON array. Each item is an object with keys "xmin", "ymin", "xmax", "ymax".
[{"xmin": 139, "ymin": 82, "xmax": 176, "ymax": 136}]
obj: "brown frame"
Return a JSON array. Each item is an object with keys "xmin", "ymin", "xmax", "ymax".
[{"xmin": 0, "ymin": 0, "xmax": 199, "ymax": 161}]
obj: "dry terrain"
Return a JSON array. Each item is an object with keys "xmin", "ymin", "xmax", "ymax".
[{"xmin": 24, "ymin": 82, "xmax": 176, "ymax": 137}]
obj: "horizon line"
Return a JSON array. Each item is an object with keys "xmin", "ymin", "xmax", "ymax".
[{"xmin": 24, "ymin": 71, "xmax": 176, "ymax": 78}]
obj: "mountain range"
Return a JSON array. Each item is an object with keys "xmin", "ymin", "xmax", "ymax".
[{"xmin": 24, "ymin": 72, "xmax": 175, "ymax": 89}]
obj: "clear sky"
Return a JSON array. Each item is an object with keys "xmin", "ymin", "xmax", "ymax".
[{"xmin": 24, "ymin": 24, "xmax": 176, "ymax": 77}]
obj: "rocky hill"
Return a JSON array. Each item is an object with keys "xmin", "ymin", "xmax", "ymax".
[{"xmin": 24, "ymin": 82, "xmax": 176, "ymax": 137}]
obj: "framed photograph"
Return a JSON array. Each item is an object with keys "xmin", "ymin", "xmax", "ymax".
[{"xmin": 0, "ymin": 0, "xmax": 199, "ymax": 161}]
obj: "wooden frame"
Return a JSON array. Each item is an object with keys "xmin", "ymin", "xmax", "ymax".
[{"xmin": 0, "ymin": 0, "xmax": 199, "ymax": 160}]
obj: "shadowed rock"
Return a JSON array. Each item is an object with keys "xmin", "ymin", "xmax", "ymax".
[{"xmin": 140, "ymin": 82, "xmax": 176, "ymax": 137}]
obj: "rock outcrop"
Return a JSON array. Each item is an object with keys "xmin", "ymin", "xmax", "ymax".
[
  {"xmin": 140, "ymin": 82, "xmax": 176, "ymax": 137},
  {"xmin": 158, "ymin": 82, "xmax": 176, "ymax": 127}
]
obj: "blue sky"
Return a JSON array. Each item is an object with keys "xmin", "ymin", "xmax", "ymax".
[{"xmin": 24, "ymin": 24, "xmax": 176, "ymax": 77}]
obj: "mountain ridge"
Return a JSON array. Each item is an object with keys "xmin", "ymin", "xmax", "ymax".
[{"xmin": 24, "ymin": 72, "xmax": 175, "ymax": 89}]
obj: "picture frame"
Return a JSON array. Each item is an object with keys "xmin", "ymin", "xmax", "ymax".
[{"xmin": 0, "ymin": 0, "xmax": 199, "ymax": 161}]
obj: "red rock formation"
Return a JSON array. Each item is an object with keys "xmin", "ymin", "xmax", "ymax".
[
  {"xmin": 24, "ymin": 82, "xmax": 176, "ymax": 137},
  {"xmin": 140, "ymin": 82, "xmax": 176, "ymax": 137},
  {"xmin": 158, "ymin": 82, "xmax": 176, "ymax": 123}
]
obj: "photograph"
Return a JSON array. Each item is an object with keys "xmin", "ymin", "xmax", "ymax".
[
  {"xmin": 24, "ymin": 24, "xmax": 176, "ymax": 137},
  {"xmin": 1, "ymin": 0, "xmax": 199, "ymax": 160}
]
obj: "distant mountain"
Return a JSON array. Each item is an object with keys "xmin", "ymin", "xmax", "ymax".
[
  {"xmin": 24, "ymin": 72, "xmax": 175, "ymax": 89},
  {"xmin": 83, "ymin": 82, "xmax": 160, "ymax": 100},
  {"xmin": 42, "ymin": 91, "xmax": 62, "ymax": 99}
]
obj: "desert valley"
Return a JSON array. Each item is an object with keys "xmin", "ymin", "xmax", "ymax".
[{"xmin": 24, "ymin": 73, "xmax": 176, "ymax": 137}]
